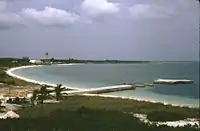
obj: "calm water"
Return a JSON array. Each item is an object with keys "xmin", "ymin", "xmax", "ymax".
[{"xmin": 13, "ymin": 62, "xmax": 199, "ymax": 107}]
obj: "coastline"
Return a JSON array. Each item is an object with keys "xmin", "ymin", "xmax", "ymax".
[
  {"xmin": 5, "ymin": 64, "xmax": 82, "ymax": 90},
  {"xmin": 5, "ymin": 65, "xmax": 199, "ymax": 109},
  {"xmin": 82, "ymin": 94, "xmax": 198, "ymax": 108}
]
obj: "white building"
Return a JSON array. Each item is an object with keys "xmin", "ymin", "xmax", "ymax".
[{"xmin": 29, "ymin": 60, "xmax": 43, "ymax": 64}]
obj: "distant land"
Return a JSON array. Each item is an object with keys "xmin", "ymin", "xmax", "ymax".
[
  {"xmin": 0, "ymin": 57, "xmax": 198, "ymax": 66},
  {"xmin": 0, "ymin": 57, "xmax": 152, "ymax": 65}
]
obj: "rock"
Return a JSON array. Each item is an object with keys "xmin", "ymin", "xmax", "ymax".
[{"xmin": 0, "ymin": 110, "xmax": 20, "ymax": 119}]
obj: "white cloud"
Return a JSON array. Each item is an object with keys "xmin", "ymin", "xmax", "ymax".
[
  {"xmin": 0, "ymin": 0, "xmax": 22, "ymax": 29},
  {"xmin": 21, "ymin": 7, "xmax": 80, "ymax": 26},
  {"xmin": 0, "ymin": 12, "xmax": 21, "ymax": 29},
  {"xmin": 129, "ymin": 4, "xmax": 175, "ymax": 19},
  {"xmin": 177, "ymin": 0, "xmax": 195, "ymax": 8},
  {"xmin": 81, "ymin": 0, "xmax": 120, "ymax": 21},
  {"xmin": 0, "ymin": 0, "xmax": 6, "ymax": 11}
]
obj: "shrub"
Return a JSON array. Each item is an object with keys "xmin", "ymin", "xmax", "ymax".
[
  {"xmin": 147, "ymin": 110, "xmax": 186, "ymax": 122},
  {"xmin": 4, "ymin": 78, "xmax": 15, "ymax": 85}
]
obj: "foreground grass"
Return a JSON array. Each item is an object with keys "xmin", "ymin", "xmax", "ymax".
[
  {"xmin": 0, "ymin": 96, "xmax": 198, "ymax": 131},
  {"xmin": 0, "ymin": 107, "xmax": 198, "ymax": 131},
  {"xmin": 17, "ymin": 96, "xmax": 199, "ymax": 119}
]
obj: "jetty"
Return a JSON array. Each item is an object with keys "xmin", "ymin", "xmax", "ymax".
[
  {"xmin": 154, "ymin": 79, "xmax": 194, "ymax": 84},
  {"xmin": 61, "ymin": 84, "xmax": 153, "ymax": 96}
]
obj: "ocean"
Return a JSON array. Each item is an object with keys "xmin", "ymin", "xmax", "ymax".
[{"xmin": 12, "ymin": 62, "xmax": 199, "ymax": 107}]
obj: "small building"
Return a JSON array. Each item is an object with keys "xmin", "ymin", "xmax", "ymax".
[
  {"xmin": 29, "ymin": 59, "xmax": 43, "ymax": 64},
  {"xmin": 12, "ymin": 60, "xmax": 18, "ymax": 63},
  {"xmin": 4, "ymin": 92, "xmax": 29, "ymax": 104}
]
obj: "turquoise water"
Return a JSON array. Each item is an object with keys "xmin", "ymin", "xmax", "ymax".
[{"xmin": 13, "ymin": 62, "xmax": 199, "ymax": 107}]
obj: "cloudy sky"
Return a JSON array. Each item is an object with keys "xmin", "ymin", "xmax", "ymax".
[{"xmin": 0, "ymin": 0, "xmax": 199, "ymax": 60}]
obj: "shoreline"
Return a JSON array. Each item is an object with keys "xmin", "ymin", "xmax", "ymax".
[
  {"xmin": 5, "ymin": 65, "xmax": 199, "ymax": 109},
  {"xmin": 5, "ymin": 64, "xmax": 82, "ymax": 90},
  {"xmin": 82, "ymin": 94, "xmax": 198, "ymax": 108}
]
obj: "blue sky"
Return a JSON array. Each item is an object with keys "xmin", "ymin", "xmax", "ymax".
[{"xmin": 0, "ymin": 0, "xmax": 199, "ymax": 60}]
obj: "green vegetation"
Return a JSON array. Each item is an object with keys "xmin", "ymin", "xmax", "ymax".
[
  {"xmin": 0, "ymin": 107, "xmax": 198, "ymax": 131},
  {"xmin": 0, "ymin": 58, "xmax": 30, "ymax": 68},
  {"xmin": 38, "ymin": 85, "xmax": 48, "ymax": 104},
  {"xmin": 30, "ymin": 84, "xmax": 66, "ymax": 105},
  {"xmin": 0, "ymin": 96, "xmax": 196, "ymax": 131},
  {"xmin": 54, "ymin": 84, "xmax": 65, "ymax": 101},
  {"xmin": 31, "ymin": 89, "xmax": 40, "ymax": 105},
  {"xmin": 51, "ymin": 58, "xmax": 152, "ymax": 64},
  {"xmin": 0, "ymin": 71, "xmax": 15, "ymax": 85},
  {"xmin": 30, "ymin": 85, "xmax": 50, "ymax": 104},
  {"xmin": 17, "ymin": 96, "xmax": 199, "ymax": 119},
  {"xmin": 0, "ymin": 68, "xmax": 33, "ymax": 86},
  {"xmin": 0, "ymin": 58, "xmax": 36, "ymax": 86},
  {"xmin": 147, "ymin": 110, "xmax": 188, "ymax": 122}
]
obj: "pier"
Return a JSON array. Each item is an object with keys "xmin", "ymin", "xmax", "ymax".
[
  {"xmin": 61, "ymin": 84, "xmax": 153, "ymax": 96},
  {"xmin": 154, "ymin": 79, "xmax": 194, "ymax": 84}
]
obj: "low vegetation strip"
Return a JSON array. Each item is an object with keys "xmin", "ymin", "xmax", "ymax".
[
  {"xmin": 17, "ymin": 96, "xmax": 199, "ymax": 119},
  {"xmin": 0, "ymin": 58, "xmax": 35, "ymax": 86},
  {"xmin": 0, "ymin": 107, "xmax": 199, "ymax": 131}
]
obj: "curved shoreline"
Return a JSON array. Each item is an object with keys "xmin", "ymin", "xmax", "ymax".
[
  {"xmin": 83, "ymin": 94, "xmax": 198, "ymax": 108},
  {"xmin": 5, "ymin": 65, "xmax": 199, "ymax": 108},
  {"xmin": 5, "ymin": 64, "xmax": 82, "ymax": 90}
]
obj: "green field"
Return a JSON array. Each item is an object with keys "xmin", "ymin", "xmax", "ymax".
[
  {"xmin": 0, "ymin": 96, "xmax": 198, "ymax": 131},
  {"xmin": 18, "ymin": 96, "xmax": 199, "ymax": 119}
]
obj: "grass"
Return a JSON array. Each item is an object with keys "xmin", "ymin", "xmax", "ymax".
[
  {"xmin": 0, "ymin": 107, "xmax": 198, "ymax": 131},
  {"xmin": 0, "ymin": 96, "xmax": 198, "ymax": 131},
  {"xmin": 17, "ymin": 96, "xmax": 199, "ymax": 120}
]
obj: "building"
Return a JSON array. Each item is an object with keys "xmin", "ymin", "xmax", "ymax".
[
  {"xmin": 29, "ymin": 59, "xmax": 43, "ymax": 64},
  {"xmin": 4, "ymin": 92, "xmax": 29, "ymax": 104}
]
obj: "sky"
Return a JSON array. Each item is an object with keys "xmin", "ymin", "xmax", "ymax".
[{"xmin": 0, "ymin": 0, "xmax": 199, "ymax": 60}]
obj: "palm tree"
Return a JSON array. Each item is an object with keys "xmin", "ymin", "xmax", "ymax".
[
  {"xmin": 44, "ymin": 52, "xmax": 49, "ymax": 64},
  {"xmin": 54, "ymin": 84, "xmax": 64, "ymax": 101},
  {"xmin": 38, "ymin": 85, "xmax": 48, "ymax": 104},
  {"xmin": 50, "ymin": 57, "xmax": 54, "ymax": 62},
  {"xmin": 31, "ymin": 89, "xmax": 39, "ymax": 105},
  {"xmin": 45, "ymin": 52, "xmax": 49, "ymax": 59}
]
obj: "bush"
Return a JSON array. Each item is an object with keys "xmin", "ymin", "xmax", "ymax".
[
  {"xmin": 4, "ymin": 78, "xmax": 15, "ymax": 85},
  {"xmin": 0, "ymin": 71, "xmax": 6, "ymax": 77},
  {"xmin": 147, "ymin": 110, "xmax": 186, "ymax": 122}
]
